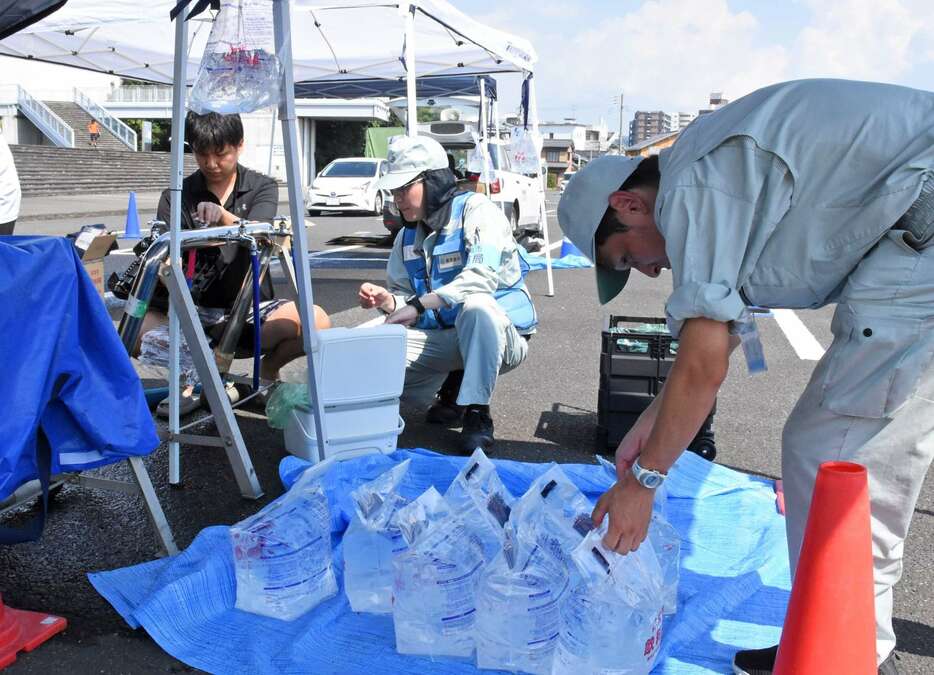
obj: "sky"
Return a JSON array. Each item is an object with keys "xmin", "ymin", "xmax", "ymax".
[
  {"xmin": 2, "ymin": 0, "xmax": 933, "ymax": 133},
  {"xmin": 470, "ymin": 0, "xmax": 934, "ymax": 128}
]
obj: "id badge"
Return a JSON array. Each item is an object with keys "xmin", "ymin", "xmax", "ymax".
[{"xmin": 730, "ymin": 309, "xmax": 767, "ymax": 374}]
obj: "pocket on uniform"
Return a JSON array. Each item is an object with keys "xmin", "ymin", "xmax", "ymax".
[{"xmin": 820, "ymin": 309, "xmax": 934, "ymax": 418}]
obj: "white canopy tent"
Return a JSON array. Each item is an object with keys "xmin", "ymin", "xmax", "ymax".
[{"xmin": 1, "ymin": 0, "xmax": 555, "ymax": 488}]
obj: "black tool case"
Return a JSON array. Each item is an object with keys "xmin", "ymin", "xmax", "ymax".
[{"xmin": 598, "ymin": 315, "xmax": 716, "ymax": 460}]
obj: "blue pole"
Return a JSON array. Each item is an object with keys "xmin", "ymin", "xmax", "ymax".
[{"xmin": 251, "ymin": 248, "xmax": 262, "ymax": 393}]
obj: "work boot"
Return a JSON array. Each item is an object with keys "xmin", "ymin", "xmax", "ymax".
[
  {"xmin": 425, "ymin": 370, "xmax": 465, "ymax": 426},
  {"xmin": 734, "ymin": 645, "xmax": 900, "ymax": 675},
  {"xmin": 732, "ymin": 645, "xmax": 777, "ymax": 675},
  {"xmin": 459, "ymin": 405, "xmax": 494, "ymax": 454}
]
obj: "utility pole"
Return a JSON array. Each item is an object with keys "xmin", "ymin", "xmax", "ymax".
[{"xmin": 618, "ymin": 92, "xmax": 624, "ymax": 155}]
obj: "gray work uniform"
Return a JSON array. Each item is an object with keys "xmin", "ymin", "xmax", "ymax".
[
  {"xmin": 385, "ymin": 193, "xmax": 531, "ymax": 406},
  {"xmin": 655, "ymin": 78, "xmax": 934, "ymax": 663}
]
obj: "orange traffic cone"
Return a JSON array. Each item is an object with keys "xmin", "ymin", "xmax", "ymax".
[
  {"xmin": 774, "ymin": 461, "xmax": 876, "ymax": 674},
  {"xmin": 0, "ymin": 593, "xmax": 67, "ymax": 668}
]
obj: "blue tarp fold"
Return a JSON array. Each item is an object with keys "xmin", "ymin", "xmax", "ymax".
[
  {"xmin": 90, "ymin": 449, "xmax": 791, "ymax": 674},
  {"xmin": 0, "ymin": 236, "xmax": 158, "ymax": 501}
]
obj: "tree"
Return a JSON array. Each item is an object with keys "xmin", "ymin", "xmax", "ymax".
[{"xmin": 123, "ymin": 118, "xmax": 172, "ymax": 152}]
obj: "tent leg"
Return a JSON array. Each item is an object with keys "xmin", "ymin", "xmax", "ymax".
[
  {"xmin": 127, "ymin": 456, "xmax": 179, "ymax": 557},
  {"xmin": 527, "ymin": 76, "xmax": 554, "ymax": 296},
  {"xmin": 273, "ymin": 0, "xmax": 330, "ymax": 462}
]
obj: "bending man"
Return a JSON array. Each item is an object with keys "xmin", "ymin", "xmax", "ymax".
[{"xmin": 558, "ymin": 78, "xmax": 933, "ymax": 675}]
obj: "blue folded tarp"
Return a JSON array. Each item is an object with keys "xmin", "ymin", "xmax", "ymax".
[
  {"xmin": 90, "ymin": 449, "xmax": 790, "ymax": 674},
  {"xmin": 0, "ymin": 236, "xmax": 158, "ymax": 501}
]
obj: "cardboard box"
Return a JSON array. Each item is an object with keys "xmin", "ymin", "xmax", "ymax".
[{"xmin": 73, "ymin": 230, "xmax": 118, "ymax": 298}]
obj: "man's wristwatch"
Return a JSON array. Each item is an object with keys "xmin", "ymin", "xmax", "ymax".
[
  {"xmin": 631, "ymin": 459, "xmax": 667, "ymax": 489},
  {"xmin": 405, "ymin": 294, "xmax": 426, "ymax": 315}
]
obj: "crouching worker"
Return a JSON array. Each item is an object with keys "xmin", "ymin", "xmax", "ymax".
[
  {"xmin": 126, "ymin": 111, "xmax": 330, "ymax": 415},
  {"xmin": 358, "ymin": 136, "xmax": 537, "ymax": 453}
]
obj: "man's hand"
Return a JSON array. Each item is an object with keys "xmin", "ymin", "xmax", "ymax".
[
  {"xmin": 196, "ymin": 201, "xmax": 227, "ymax": 225},
  {"xmin": 615, "ymin": 406, "xmax": 657, "ymax": 477},
  {"xmin": 592, "ymin": 471, "xmax": 656, "ymax": 554},
  {"xmin": 386, "ymin": 303, "xmax": 418, "ymax": 326},
  {"xmin": 358, "ymin": 283, "xmax": 395, "ymax": 312}
]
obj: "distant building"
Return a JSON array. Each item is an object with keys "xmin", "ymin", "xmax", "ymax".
[
  {"xmin": 673, "ymin": 112, "xmax": 695, "ymax": 129},
  {"xmin": 697, "ymin": 92, "xmax": 729, "ymax": 116},
  {"xmin": 624, "ymin": 129, "xmax": 680, "ymax": 158},
  {"xmin": 541, "ymin": 137, "xmax": 574, "ymax": 185},
  {"xmin": 628, "ymin": 110, "xmax": 672, "ymax": 146},
  {"xmin": 538, "ymin": 119, "xmax": 610, "ymax": 155}
]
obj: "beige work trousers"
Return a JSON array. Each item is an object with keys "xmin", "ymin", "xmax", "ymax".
[{"xmin": 782, "ymin": 230, "xmax": 934, "ymax": 664}]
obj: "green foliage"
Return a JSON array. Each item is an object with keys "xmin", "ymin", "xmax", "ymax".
[
  {"xmin": 314, "ymin": 121, "xmax": 369, "ymax": 171},
  {"xmin": 123, "ymin": 118, "xmax": 172, "ymax": 152},
  {"xmin": 547, "ymin": 172, "xmax": 558, "ymax": 189}
]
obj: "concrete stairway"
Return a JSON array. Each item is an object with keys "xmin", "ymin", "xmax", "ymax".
[
  {"xmin": 44, "ymin": 101, "xmax": 131, "ymax": 152},
  {"xmin": 10, "ymin": 145, "xmax": 198, "ymax": 196}
]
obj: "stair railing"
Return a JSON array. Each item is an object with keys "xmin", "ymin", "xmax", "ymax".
[
  {"xmin": 73, "ymin": 87, "xmax": 138, "ymax": 151},
  {"xmin": 15, "ymin": 86, "xmax": 74, "ymax": 148}
]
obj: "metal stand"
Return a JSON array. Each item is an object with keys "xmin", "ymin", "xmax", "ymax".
[{"xmin": 0, "ymin": 461, "xmax": 179, "ymax": 557}]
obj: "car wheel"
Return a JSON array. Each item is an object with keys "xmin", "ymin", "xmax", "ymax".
[
  {"xmin": 507, "ymin": 203, "xmax": 519, "ymax": 235},
  {"xmin": 372, "ymin": 192, "xmax": 383, "ymax": 216}
]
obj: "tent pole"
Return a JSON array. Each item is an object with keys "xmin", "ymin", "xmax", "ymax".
[
  {"xmin": 167, "ymin": 9, "xmax": 188, "ymax": 483},
  {"xmin": 273, "ymin": 0, "xmax": 329, "ymax": 463},
  {"xmin": 405, "ymin": 4, "xmax": 417, "ymax": 136},
  {"xmin": 528, "ymin": 75, "xmax": 554, "ymax": 296}
]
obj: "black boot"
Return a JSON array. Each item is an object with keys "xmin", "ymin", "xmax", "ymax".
[
  {"xmin": 425, "ymin": 370, "xmax": 465, "ymax": 426},
  {"xmin": 459, "ymin": 404, "xmax": 494, "ymax": 454}
]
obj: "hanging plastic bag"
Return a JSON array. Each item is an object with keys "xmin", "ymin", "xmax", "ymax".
[
  {"xmin": 475, "ymin": 513, "xmax": 569, "ymax": 673},
  {"xmin": 552, "ymin": 522, "xmax": 665, "ymax": 675},
  {"xmin": 343, "ymin": 460, "xmax": 412, "ymax": 613},
  {"xmin": 392, "ymin": 487, "xmax": 485, "ymax": 659},
  {"xmin": 443, "ymin": 448, "xmax": 515, "ymax": 562},
  {"xmin": 189, "ymin": 0, "xmax": 282, "ymax": 115},
  {"xmin": 467, "ymin": 129, "xmax": 496, "ymax": 185},
  {"xmin": 508, "ymin": 127, "xmax": 542, "ymax": 176},
  {"xmin": 229, "ymin": 467, "xmax": 337, "ymax": 620}
]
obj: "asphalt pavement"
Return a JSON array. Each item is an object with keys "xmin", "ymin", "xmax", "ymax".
[{"xmin": 1, "ymin": 191, "xmax": 931, "ymax": 674}]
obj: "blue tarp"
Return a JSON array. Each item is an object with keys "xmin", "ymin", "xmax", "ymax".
[
  {"xmin": 89, "ymin": 449, "xmax": 791, "ymax": 674},
  {"xmin": 0, "ymin": 236, "xmax": 158, "ymax": 501},
  {"xmin": 525, "ymin": 252, "xmax": 593, "ymax": 270}
]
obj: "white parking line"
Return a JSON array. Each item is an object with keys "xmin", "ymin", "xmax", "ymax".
[
  {"xmin": 547, "ymin": 239, "xmax": 563, "ymax": 251},
  {"xmin": 772, "ymin": 309, "xmax": 826, "ymax": 360},
  {"xmin": 309, "ymin": 244, "xmax": 364, "ymax": 256}
]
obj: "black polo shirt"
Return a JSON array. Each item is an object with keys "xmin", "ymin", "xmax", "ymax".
[{"xmin": 156, "ymin": 164, "xmax": 279, "ymax": 309}]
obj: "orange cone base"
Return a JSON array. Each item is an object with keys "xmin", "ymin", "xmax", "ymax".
[{"xmin": 0, "ymin": 594, "xmax": 67, "ymax": 669}]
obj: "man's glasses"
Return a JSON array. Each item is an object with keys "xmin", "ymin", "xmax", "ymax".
[{"xmin": 390, "ymin": 176, "xmax": 424, "ymax": 197}]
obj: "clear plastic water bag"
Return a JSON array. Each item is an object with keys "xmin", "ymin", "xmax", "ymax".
[
  {"xmin": 230, "ymin": 468, "xmax": 337, "ymax": 620},
  {"xmin": 343, "ymin": 460, "xmax": 411, "ymax": 613},
  {"xmin": 392, "ymin": 487, "xmax": 485, "ymax": 659}
]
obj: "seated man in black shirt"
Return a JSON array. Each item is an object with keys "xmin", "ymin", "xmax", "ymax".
[{"xmin": 137, "ymin": 111, "xmax": 329, "ymax": 414}]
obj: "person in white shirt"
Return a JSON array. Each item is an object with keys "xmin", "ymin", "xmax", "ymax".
[{"xmin": 0, "ymin": 128, "xmax": 21, "ymax": 234}]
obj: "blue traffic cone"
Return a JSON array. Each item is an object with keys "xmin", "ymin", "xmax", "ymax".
[
  {"xmin": 124, "ymin": 191, "xmax": 141, "ymax": 239},
  {"xmin": 560, "ymin": 237, "xmax": 584, "ymax": 257}
]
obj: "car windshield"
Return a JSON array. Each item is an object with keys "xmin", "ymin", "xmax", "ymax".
[{"xmin": 321, "ymin": 161, "xmax": 378, "ymax": 178}]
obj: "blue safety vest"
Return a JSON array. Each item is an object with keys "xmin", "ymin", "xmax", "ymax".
[{"xmin": 401, "ymin": 193, "xmax": 537, "ymax": 332}]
